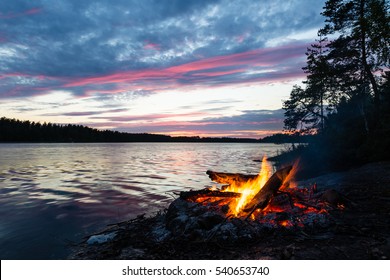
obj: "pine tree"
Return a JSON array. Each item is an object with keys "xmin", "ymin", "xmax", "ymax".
[
  {"xmin": 283, "ymin": 0, "xmax": 389, "ymax": 134},
  {"xmin": 320, "ymin": 0, "xmax": 389, "ymax": 110},
  {"xmin": 283, "ymin": 35, "xmax": 331, "ymax": 134}
]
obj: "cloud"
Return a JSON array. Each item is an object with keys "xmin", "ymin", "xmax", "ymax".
[
  {"xmin": 89, "ymin": 109, "xmax": 285, "ymax": 138},
  {"xmin": 0, "ymin": 42, "xmax": 308, "ymax": 99},
  {"xmin": 42, "ymin": 108, "xmax": 128, "ymax": 117},
  {"xmin": 143, "ymin": 41, "xmax": 161, "ymax": 51},
  {"xmin": 0, "ymin": 0, "xmax": 325, "ymax": 79},
  {"xmin": 92, "ymin": 111, "xmax": 209, "ymax": 122},
  {"xmin": 0, "ymin": 0, "xmax": 326, "ymax": 137},
  {"xmin": 0, "ymin": 7, "xmax": 41, "ymax": 19}
]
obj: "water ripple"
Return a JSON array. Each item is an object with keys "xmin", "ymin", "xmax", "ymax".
[{"xmin": 0, "ymin": 142, "xmax": 286, "ymax": 259}]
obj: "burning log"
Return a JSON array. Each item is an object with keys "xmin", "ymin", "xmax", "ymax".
[
  {"xmin": 206, "ymin": 170, "xmax": 257, "ymax": 187},
  {"xmin": 243, "ymin": 165, "xmax": 293, "ymax": 214},
  {"xmin": 206, "ymin": 164, "xmax": 294, "ymax": 217},
  {"xmin": 179, "ymin": 189, "xmax": 241, "ymax": 200}
]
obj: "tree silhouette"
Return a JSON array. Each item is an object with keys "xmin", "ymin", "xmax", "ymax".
[
  {"xmin": 0, "ymin": 116, "xmax": 279, "ymax": 143},
  {"xmin": 282, "ymin": 0, "xmax": 390, "ymax": 171}
]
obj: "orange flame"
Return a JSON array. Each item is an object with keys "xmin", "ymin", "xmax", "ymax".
[
  {"xmin": 193, "ymin": 157, "xmax": 336, "ymax": 224},
  {"xmin": 224, "ymin": 156, "xmax": 273, "ymax": 216}
]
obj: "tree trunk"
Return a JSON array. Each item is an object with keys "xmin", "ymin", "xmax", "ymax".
[{"xmin": 360, "ymin": 0, "xmax": 380, "ymax": 111}]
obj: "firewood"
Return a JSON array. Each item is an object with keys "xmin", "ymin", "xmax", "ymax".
[
  {"xmin": 206, "ymin": 170, "xmax": 257, "ymax": 186},
  {"xmin": 180, "ymin": 189, "xmax": 242, "ymax": 200},
  {"xmin": 243, "ymin": 166, "xmax": 293, "ymax": 214}
]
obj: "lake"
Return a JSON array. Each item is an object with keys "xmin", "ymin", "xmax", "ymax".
[{"xmin": 0, "ymin": 143, "xmax": 287, "ymax": 259}]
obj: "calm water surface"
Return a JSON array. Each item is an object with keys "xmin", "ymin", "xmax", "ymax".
[{"xmin": 0, "ymin": 143, "xmax": 287, "ymax": 259}]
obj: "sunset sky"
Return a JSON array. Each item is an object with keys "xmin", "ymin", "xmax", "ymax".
[{"xmin": 0, "ymin": 0, "xmax": 326, "ymax": 138}]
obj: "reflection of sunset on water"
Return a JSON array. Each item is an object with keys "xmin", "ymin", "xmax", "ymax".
[{"xmin": 0, "ymin": 143, "xmax": 285, "ymax": 258}]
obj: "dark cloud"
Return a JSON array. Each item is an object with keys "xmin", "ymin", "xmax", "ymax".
[
  {"xmin": 0, "ymin": 0, "xmax": 325, "ymax": 80},
  {"xmin": 198, "ymin": 109, "xmax": 285, "ymax": 132},
  {"xmin": 0, "ymin": 0, "xmax": 225, "ymax": 77},
  {"xmin": 93, "ymin": 109, "xmax": 285, "ymax": 137}
]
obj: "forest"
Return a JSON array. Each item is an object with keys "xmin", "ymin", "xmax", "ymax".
[
  {"xmin": 281, "ymin": 0, "xmax": 389, "ymax": 175},
  {"xmin": 0, "ymin": 116, "xmax": 259, "ymax": 143},
  {"xmin": 0, "ymin": 116, "xmax": 309, "ymax": 143}
]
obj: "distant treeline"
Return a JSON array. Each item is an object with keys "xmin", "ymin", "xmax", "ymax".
[
  {"xmin": 0, "ymin": 116, "xmax": 306, "ymax": 143},
  {"xmin": 259, "ymin": 133, "xmax": 314, "ymax": 143}
]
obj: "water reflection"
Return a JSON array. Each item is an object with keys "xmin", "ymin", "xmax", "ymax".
[{"xmin": 0, "ymin": 143, "xmax": 286, "ymax": 259}]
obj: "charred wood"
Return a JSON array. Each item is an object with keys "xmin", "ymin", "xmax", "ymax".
[
  {"xmin": 206, "ymin": 170, "xmax": 257, "ymax": 186},
  {"xmin": 180, "ymin": 189, "xmax": 241, "ymax": 200},
  {"xmin": 243, "ymin": 166, "xmax": 292, "ymax": 214}
]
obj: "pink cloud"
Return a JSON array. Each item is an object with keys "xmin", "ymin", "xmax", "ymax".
[
  {"xmin": 93, "ymin": 112, "xmax": 211, "ymax": 122},
  {"xmin": 63, "ymin": 43, "xmax": 307, "ymax": 90},
  {"xmin": 83, "ymin": 120, "xmax": 282, "ymax": 138},
  {"xmin": 144, "ymin": 42, "xmax": 161, "ymax": 51},
  {"xmin": 166, "ymin": 49, "xmax": 270, "ymax": 73},
  {"xmin": 64, "ymin": 69, "xmax": 169, "ymax": 87},
  {"xmin": 236, "ymin": 35, "xmax": 245, "ymax": 43},
  {"xmin": 167, "ymin": 43, "xmax": 305, "ymax": 73},
  {"xmin": 1, "ymin": 42, "xmax": 307, "ymax": 101},
  {"xmin": 79, "ymin": 114, "xmax": 284, "ymax": 138},
  {"xmin": 25, "ymin": 8, "xmax": 41, "ymax": 15},
  {"xmin": 0, "ymin": 8, "xmax": 42, "ymax": 19},
  {"xmin": 164, "ymin": 130, "xmax": 279, "ymax": 138},
  {"xmin": 185, "ymin": 68, "xmax": 243, "ymax": 77}
]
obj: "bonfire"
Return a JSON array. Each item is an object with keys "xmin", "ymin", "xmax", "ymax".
[
  {"xmin": 72, "ymin": 156, "xmax": 363, "ymax": 260},
  {"xmin": 169, "ymin": 157, "xmax": 343, "ymax": 232}
]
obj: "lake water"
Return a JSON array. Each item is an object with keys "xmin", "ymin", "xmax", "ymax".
[{"xmin": 0, "ymin": 143, "xmax": 287, "ymax": 259}]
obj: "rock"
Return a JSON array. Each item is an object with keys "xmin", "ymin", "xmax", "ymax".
[
  {"xmin": 166, "ymin": 214, "xmax": 190, "ymax": 234},
  {"xmin": 87, "ymin": 232, "xmax": 117, "ymax": 245},
  {"xmin": 118, "ymin": 247, "xmax": 145, "ymax": 259},
  {"xmin": 281, "ymin": 245, "xmax": 295, "ymax": 260},
  {"xmin": 198, "ymin": 212, "xmax": 225, "ymax": 230},
  {"xmin": 321, "ymin": 189, "xmax": 343, "ymax": 206},
  {"xmin": 166, "ymin": 198, "xmax": 192, "ymax": 221}
]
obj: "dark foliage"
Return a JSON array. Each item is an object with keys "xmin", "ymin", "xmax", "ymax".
[
  {"xmin": 258, "ymin": 133, "xmax": 314, "ymax": 144},
  {"xmin": 281, "ymin": 0, "xmax": 390, "ymax": 176},
  {"xmin": 0, "ymin": 116, "xmax": 265, "ymax": 143}
]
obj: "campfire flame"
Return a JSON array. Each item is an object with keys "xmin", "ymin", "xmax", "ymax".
[
  {"xmin": 224, "ymin": 156, "xmax": 272, "ymax": 216},
  {"xmin": 188, "ymin": 156, "xmax": 338, "ymax": 226}
]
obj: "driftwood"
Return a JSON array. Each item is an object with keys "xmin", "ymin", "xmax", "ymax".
[
  {"xmin": 243, "ymin": 165, "xmax": 292, "ymax": 213},
  {"xmin": 180, "ymin": 189, "xmax": 241, "ymax": 200},
  {"xmin": 206, "ymin": 170, "xmax": 257, "ymax": 186}
]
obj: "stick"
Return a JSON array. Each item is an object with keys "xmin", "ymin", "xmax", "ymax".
[
  {"xmin": 206, "ymin": 170, "xmax": 257, "ymax": 186},
  {"xmin": 243, "ymin": 165, "xmax": 293, "ymax": 213},
  {"xmin": 180, "ymin": 189, "xmax": 242, "ymax": 200}
]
